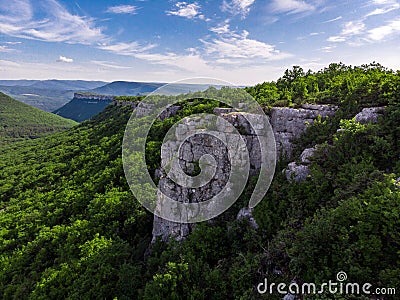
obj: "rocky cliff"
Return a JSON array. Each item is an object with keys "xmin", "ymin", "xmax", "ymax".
[
  {"xmin": 150, "ymin": 103, "xmax": 339, "ymax": 241},
  {"xmin": 54, "ymin": 93, "xmax": 115, "ymax": 122},
  {"xmin": 74, "ymin": 92, "xmax": 115, "ymax": 101},
  {"xmin": 270, "ymin": 104, "xmax": 338, "ymax": 158}
]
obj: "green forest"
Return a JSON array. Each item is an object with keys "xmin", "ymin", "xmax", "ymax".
[
  {"xmin": 0, "ymin": 92, "xmax": 77, "ymax": 145},
  {"xmin": 0, "ymin": 63, "xmax": 399, "ymax": 299}
]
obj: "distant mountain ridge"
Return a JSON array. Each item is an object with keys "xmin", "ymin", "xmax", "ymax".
[
  {"xmin": 53, "ymin": 82, "xmax": 224, "ymax": 122},
  {"xmin": 0, "ymin": 80, "xmax": 225, "ymax": 118},
  {"xmin": 0, "ymin": 80, "xmax": 108, "ymax": 112},
  {"xmin": 91, "ymin": 81, "xmax": 164, "ymax": 96}
]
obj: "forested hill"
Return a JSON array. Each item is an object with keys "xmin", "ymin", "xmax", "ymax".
[
  {"xmin": 0, "ymin": 92, "xmax": 77, "ymax": 145},
  {"xmin": 0, "ymin": 63, "xmax": 399, "ymax": 299}
]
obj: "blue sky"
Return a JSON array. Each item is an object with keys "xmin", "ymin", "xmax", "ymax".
[{"xmin": 0, "ymin": 0, "xmax": 399, "ymax": 85}]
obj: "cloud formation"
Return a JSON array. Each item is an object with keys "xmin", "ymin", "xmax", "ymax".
[
  {"xmin": 0, "ymin": 45, "xmax": 15, "ymax": 52},
  {"xmin": 0, "ymin": 0, "xmax": 155, "ymax": 58},
  {"xmin": 91, "ymin": 60, "xmax": 131, "ymax": 69},
  {"xmin": 202, "ymin": 25, "xmax": 292, "ymax": 64},
  {"xmin": 269, "ymin": 0, "xmax": 315, "ymax": 14},
  {"xmin": 221, "ymin": 0, "xmax": 256, "ymax": 18},
  {"xmin": 98, "ymin": 42, "xmax": 156, "ymax": 56},
  {"xmin": 106, "ymin": 5, "xmax": 138, "ymax": 15},
  {"xmin": 0, "ymin": 0, "xmax": 105, "ymax": 44},
  {"xmin": 166, "ymin": 2, "xmax": 204, "ymax": 19},
  {"xmin": 368, "ymin": 17, "xmax": 400, "ymax": 40},
  {"xmin": 57, "ymin": 55, "xmax": 73, "ymax": 63}
]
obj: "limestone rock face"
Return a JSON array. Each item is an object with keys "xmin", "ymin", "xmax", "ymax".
[
  {"xmin": 299, "ymin": 147, "xmax": 317, "ymax": 164},
  {"xmin": 355, "ymin": 107, "xmax": 385, "ymax": 124},
  {"xmin": 285, "ymin": 147, "xmax": 317, "ymax": 183},
  {"xmin": 152, "ymin": 112, "xmax": 265, "ymax": 242},
  {"xmin": 270, "ymin": 105, "xmax": 338, "ymax": 158},
  {"xmin": 285, "ymin": 162, "xmax": 310, "ymax": 183},
  {"xmin": 113, "ymin": 101, "xmax": 138, "ymax": 109},
  {"xmin": 151, "ymin": 104, "xmax": 340, "ymax": 241}
]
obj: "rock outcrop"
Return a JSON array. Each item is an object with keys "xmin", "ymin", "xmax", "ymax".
[
  {"xmin": 285, "ymin": 162, "xmax": 310, "ymax": 183},
  {"xmin": 149, "ymin": 104, "xmax": 339, "ymax": 241},
  {"xmin": 152, "ymin": 111, "xmax": 267, "ymax": 241},
  {"xmin": 285, "ymin": 146, "xmax": 317, "ymax": 183},
  {"xmin": 74, "ymin": 92, "xmax": 114, "ymax": 101},
  {"xmin": 355, "ymin": 107, "xmax": 385, "ymax": 124},
  {"xmin": 270, "ymin": 104, "xmax": 338, "ymax": 158},
  {"xmin": 119, "ymin": 101, "xmax": 341, "ymax": 241}
]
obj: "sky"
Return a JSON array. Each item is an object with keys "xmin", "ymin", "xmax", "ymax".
[{"xmin": 0, "ymin": 0, "xmax": 399, "ymax": 85}]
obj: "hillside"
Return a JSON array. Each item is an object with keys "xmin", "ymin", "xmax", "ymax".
[
  {"xmin": 0, "ymin": 63, "xmax": 399, "ymax": 299},
  {"xmin": 53, "ymin": 92, "xmax": 115, "ymax": 122},
  {"xmin": 0, "ymin": 92, "xmax": 77, "ymax": 144},
  {"xmin": 0, "ymin": 80, "xmax": 107, "ymax": 112}
]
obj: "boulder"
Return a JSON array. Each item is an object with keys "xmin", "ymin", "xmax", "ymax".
[
  {"xmin": 285, "ymin": 162, "xmax": 310, "ymax": 183},
  {"xmin": 355, "ymin": 107, "xmax": 385, "ymax": 124}
]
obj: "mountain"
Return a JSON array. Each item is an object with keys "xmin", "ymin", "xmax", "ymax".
[
  {"xmin": 0, "ymin": 63, "xmax": 399, "ymax": 299},
  {"xmin": 28, "ymin": 80, "xmax": 108, "ymax": 91},
  {"xmin": 0, "ymin": 92, "xmax": 77, "ymax": 145},
  {"xmin": 0, "ymin": 80, "xmax": 220, "ymax": 113},
  {"xmin": 53, "ymin": 92, "xmax": 115, "ymax": 122},
  {"xmin": 0, "ymin": 85, "xmax": 75, "ymax": 112},
  {"xmin": 90, "ymin": 81, "xmax": 222, "ymax": 96},
  {"xmin": 0, "ymin": 80, "xmax": 108, "ymax": 112},
  {"xmin": 0, "ymin": 80, "xmax": 39, "ymax": 86},
  {"xmin": 91, "ymin": 81, "xmax": 164, "ymax": 96}
]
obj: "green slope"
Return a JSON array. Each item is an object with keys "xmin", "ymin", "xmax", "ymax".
[{"xmin": 0, "ymin": 92, "xmax": 77, "ymax": 144}]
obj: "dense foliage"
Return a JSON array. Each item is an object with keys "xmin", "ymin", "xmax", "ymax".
[
  {"xmin": 246, "ymin": 62, "xmax": 399, "ymax": 112},
  {"xmin": 0, "ymin": 92, "xmax": 77, "ymax": 145},
  {"xmin": 0, "ymin": 63, "xmax": 399, "ymax": 299}
]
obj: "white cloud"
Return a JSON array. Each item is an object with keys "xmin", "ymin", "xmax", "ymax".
[
  {"xmin": 221, "ymin": 0, "xmax": 256, "ymax": 18},
  {"xmin": 0, "ymin": 0, "xmax": 157, "ymax": 59},
  {"xmin": 210, "ymin": 24, "xmax": 230, "ymax": 34},
  {"xmin": 106, "ymin": 5, "xmax": 138, "ymax": 14},
  {"xmin": 365, "ymin": 3, "xmax": 400, "ymax": 17},
  {"xmin": 0, "ymin": 0, "xmax": 33, "ymax": 23},
  {"xmin": 57, "ymin": 55, "xmax": 73, "ymax": 63},
  {"xmin": 0, "ymin": 0, "xmax": 105, "ymax": 44},
  {"xmin": 0, "ymin": 45, "xmax": 15, "ymax": 52},
  {"xmin": 202, "ymin": 26, "xmax": 292, "ymax": 63},
  {"xmin": 342, "ymin": 21, "xmax": 366, "ymax": 36},
  {"xmin": 135, "ymin": 52, "xmax": 210, "ymax": 72},
  {"xmin": 368, "ymin": 18, "xmax": 400, "ymax": 40},
  {"xmin": 323, "ymin": 16, "xmax": 342, "ymax": 23},
  {"xmin": 371, "ymin": 0, "xmax": 397, "ymax": 5},
  {"xmin": 98, "ymin": 41, "xmax": 156, "ymax": 56},
  {"xmin": 166, "ymin": 2, "xmax": 202, "ymax": 19},
  {"xmin": 5, "ymin": 41, "xmax": 22, "ymax": 45},
  {"xmin": 320, "ymin": 45, "xmax": 336, "ymax": 53},
  {"xmin": 327, "ymin": 20, "xmax": 365, "ymax": 43},
  {"xmin": 269, "ymin": 0, "xmax": 315, "ymax": 14},
  {"xmin": 91, "ymin": 61, "xmax": 131, "ymax": 69},
  {"xmin": 327, "ymin": 36, "xmax": 346, "ymax": 42}
]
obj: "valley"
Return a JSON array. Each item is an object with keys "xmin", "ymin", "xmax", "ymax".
[{"xmin": 0, "ymin": 63, "xmax": 399, "ymax": 299}]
